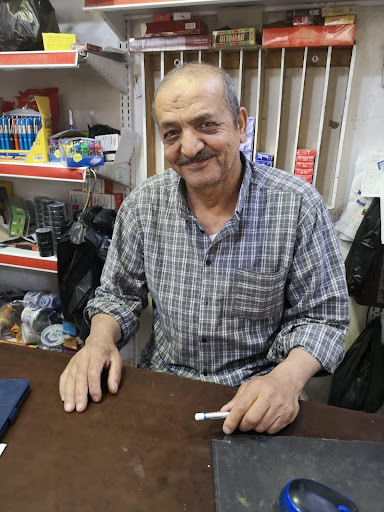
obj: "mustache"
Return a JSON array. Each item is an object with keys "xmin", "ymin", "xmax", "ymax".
[{"xmin": 178, "ymin": 152, "xmax": 214, "ymax": 166}]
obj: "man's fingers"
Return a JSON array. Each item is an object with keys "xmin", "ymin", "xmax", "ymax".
[
  {"xmin": 63, "ymin": 362, "xmax": 79, "ymax": 412},
  {"xmin": 107, "ymin": 352, "xmax": 122, "ymax": 394}
]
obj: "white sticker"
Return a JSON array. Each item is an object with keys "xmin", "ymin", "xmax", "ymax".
[{"xmin": 0, "ymin": 444, "xmax": 7, "ymax": 456}]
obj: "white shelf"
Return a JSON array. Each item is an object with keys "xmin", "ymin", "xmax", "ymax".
[
  {"xmin": 0, "ymin": 50, "xmax": 130, "ymax": 95},
  {"xmin": 0, "ymin": 246, "xmax": 57, "ymax": 273},
  {"xmin": 0, "ymin": 161, "xmax": 86, "ymax": 182}
]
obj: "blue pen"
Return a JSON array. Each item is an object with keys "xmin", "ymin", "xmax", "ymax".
[
  {"xmin": 0, "ymin": 118, "xmax": 5, "ymax": 150},
  {"xmin": 33, "ymin": 116, "xmax": 40, "ymax": 141},
  {"xmin": 27, "ymin": 118, "xmax": 34, "ymax": 149},
  {"xmin": 3, "ymin": 116, "xmax": 10, "ymax": 150},
  {"xmin": 21, "ymin": 118, "xmax": 28, "ymax": 151},
  {"xmin": 8, "ymin": 117, "xmax": 15, "ymax": 150},
  {"xmin": 17, "ymin": 118, "xmax": 24, "ymax": 150}
]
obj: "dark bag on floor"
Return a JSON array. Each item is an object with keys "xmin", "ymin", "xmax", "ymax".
[{"xmin": 328, "ymin": 317, "xmax": 384, "ymax": 413}]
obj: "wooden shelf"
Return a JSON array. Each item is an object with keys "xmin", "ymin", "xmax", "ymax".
[
  {"xmin": 0, "ymin": 162, "xmax": 86, "ymax": 182},
  {"xmin": 0, "ymin": 246, "xmax": 57, "ymax": 273}
]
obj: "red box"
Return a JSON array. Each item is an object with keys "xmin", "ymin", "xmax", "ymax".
[
  {"xmin": 297, "ymin": 149, "xmax": 316, "ymax": 156},
  {"xmin": 295, "ymin": 167, "xmax": 314, "ymax": 175},
  {"xmin": 153, "ymin": 13, "xmax": 172, "ymax": 22},
  {"xmin": 296, "ymin": 174, "xmax": 313, "ymax": 183},
  {"xmin": 293, "ymin": 15, "xmax": 314, "ymax": 26},
  {"xmin": 296, "ymin": 156, "xmax": 315, "ymax": 164},
  {"xmin": 262, "ymin": 25, "xmax": 355, "ymax": 48},
  {"xmin": 295, "ymin": 161, "xmax": 314, "ymax": 170},
  {"xmin": 113, "ymin": 193, "xmax": 124, "ymax": 211},
  {"xmin": 145, "ymin": 19, "xmax": 205, "ymax": 37},
  {"xmin": 104, "ymin": 179, "xmax": 113, "ymax": 194}
]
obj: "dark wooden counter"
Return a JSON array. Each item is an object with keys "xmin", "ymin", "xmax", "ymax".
[{"xmin": 1, "ymin": 343, "xmax": 383, "ymax": 511}]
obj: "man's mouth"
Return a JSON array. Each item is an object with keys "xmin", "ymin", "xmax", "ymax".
[{"xmin": 179, "ymin": 153, "xmax": 214, "ymax": 170}]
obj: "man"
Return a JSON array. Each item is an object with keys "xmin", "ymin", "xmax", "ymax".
[{"xmin": 59, "ymin": 63, "xmax": 349, "ymax": 435}]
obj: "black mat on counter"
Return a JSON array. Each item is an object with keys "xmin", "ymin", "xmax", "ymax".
[{"xmin": 212, "ymin": 435, "xmax": 384, "ymax": 512}]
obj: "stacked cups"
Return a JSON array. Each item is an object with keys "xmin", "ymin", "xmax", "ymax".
[
  {"xmin": 36, "ymin": 227, "xmax": 54, "ymax": 257},
  {"xmin": 48, "ymin": 201, "xmax": 68, "ymax": 255}
]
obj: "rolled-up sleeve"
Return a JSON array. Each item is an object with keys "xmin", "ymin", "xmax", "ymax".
[
  {"xmin": 84, "ymin": 195, "xmax": 148, "ymax": 349},
  {"xmin": 267, "ymin": 197, "xmax": 349, "ymax": 373}
]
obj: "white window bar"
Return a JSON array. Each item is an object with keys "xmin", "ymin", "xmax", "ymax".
[
  {"xmin": 253, "ymin": 48, "xmax": 263, "ymax": 161},
  {"xmin": 274, "ymin": 47, "xmax": 285, "ymax": 166},
  {"xmin": 291, "ymin": 47, "xmax": 308, "ymax": 174},
  {"xmin": 313, "ymin": 45, "xmax": 332, "ymax": 187},
  {"xmin": 218, "ymin": 49, "xmax": 222, "ymax": 68},
  {"xmin": 238, "ymin": 49, "xmax": 244, "ymax": 104},
  {"xmin": 160, "ymin": 51, "xmax": 165, "ymax": 173},
  {"xmin": 139, "ymin": 53, "xmax": 148, "ymax": 187},
  {"xmin": 329, "ymin": 44, "xmax": 357, "ymax": 209},
  {"xmin": 198, "ymin": 50, "xmax": 202, "ymax": 63},
  {"xmin": 180, "ymin": 51, "xmax": 184, "ymax": 65}
]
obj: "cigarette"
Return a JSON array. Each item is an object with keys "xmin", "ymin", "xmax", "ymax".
[{"xmin": 194, "ymin": 411, "xmax": 230, "ymax": 421}]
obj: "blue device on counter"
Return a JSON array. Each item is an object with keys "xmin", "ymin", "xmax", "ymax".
[{"xmin": 279, "ymin": 478, "xmax": 359, "ymax": 512}]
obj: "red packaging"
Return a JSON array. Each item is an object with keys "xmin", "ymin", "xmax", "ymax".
[
  {"xmin": 295, "ymin": 161, "xmax": 314, "ymax": 170},
  {"xmin": 113, "ymin": 193, "xmax": 123, "ymax": 211},
  {"xmin": 153, "ymin": 12, "xmax": 172, "ymax": 22},
  {"xmin": 262, "ymin": 25, "xmax": 355, "ymax": 48},
  {"xmin": 129, "ymin": 34, "xmax": 211, "ymax": 52},
  {"xmin": 293, "ymin": 15, "xmax": 314, "ymax": 26},
  {"xmin": 104, "ymin": 179, "xmax": 113, "ymax": 194},
  {"xmin": 295, "ymin": 167, "xmax": 314, "ymax": 175},
  {"xmin": 16, "ymin": 88, "xmax": 59, "ymax": 134},
  {"xmin": 145, "ymin": 19, "xmax": 205, "ymax": 37},
  {"xmin": 296, "ymin": 155, "xmax": 315, "ymax": 163},
  {"xmin": 297, "ymin": 149, "xmax": 316, "ymax": 156},
  {"xmin": 297, "ymin": 174, "xmax": 313, "ymax": 183},
  {"xmin": 1, "ymin": 101, "xmax": 14, "ymax": 113}
]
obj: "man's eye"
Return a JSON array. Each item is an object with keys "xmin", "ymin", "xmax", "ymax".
[
  {"xmin": 202, "ymin": 122, "xmax": 214, "ymax": 128},
  {"xmin": 163, "ymin": 130, "xmax": 177, "ymax": 141}
]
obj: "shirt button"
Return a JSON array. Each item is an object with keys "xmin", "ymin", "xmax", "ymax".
[
  {"xmin": 203, "ymin": 369, "xmax": 208, "ymax": 376},
  {"xmin": 206, "ymin": 259, "xmax": 211, "ymax": 266},
  {"xmin": 200, "ymin": 229, "xmax": 205, "ymax": 233},
  {"xmin": 202, "ymin": 337, "xmax": 207, "ymax": 343}
]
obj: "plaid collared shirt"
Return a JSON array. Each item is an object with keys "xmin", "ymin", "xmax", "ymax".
[{"xmin": 85, "ymin": 155, "xmax": 349, "ymax": 386}]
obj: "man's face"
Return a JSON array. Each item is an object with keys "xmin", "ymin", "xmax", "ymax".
[{"xmin": 154, "ymin": 73, "xmax": 247, "ymax": 191}]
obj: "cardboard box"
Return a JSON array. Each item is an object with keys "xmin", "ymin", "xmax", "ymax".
[
  {"xmin": 294, "ymin": 166, "xmax": 314, "ymax": 175},
  {"xmin": 321, "ymin": 6, "xmax": 358, "ymax": 17},
  {"xmin": 262, "ymin": 25, "xmax": 355, "ymax": 48},
  {"xmin": 129, "ymin": 34, "xmax": 211, "ymax": 52},
  {"xmin": 145, "ymin": 19, "xmax": 206, "ymax": 37},
  {"xmin": 296, "ymin": 155, "xmax": 315, "ymax": 163},
  {"xmin": 297, "ymin": 149, "xmax": 316, "ymax": 156},
  {"xmin": 71, "ymin": 43, "xmax": 102, "ymax": 53},
  {"xmin": 297, "ymin": 174, "xmax": 313, "ymax": 183},
  {"xmin": 98, "ymin": 133, "xmax": 121, "ymax": 152},
  {"xmin": 153, "ymin": 13, "xmax": 171, "ymax": 22},
  {"xmin": 212, "ymin": 27, "xmax": 259, "ymax": 47},
  {"xmin": 324, "ymin": 15, "xmax": 356, "ymax": 26},
  {"xmin": 173, "ymin": 12, "xmax": 191, "ymax": 21}
]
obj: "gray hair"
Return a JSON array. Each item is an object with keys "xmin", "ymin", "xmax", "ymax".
[{"xmin": 152, "ymin": 62, "xmax": 240, "ymax": 127}]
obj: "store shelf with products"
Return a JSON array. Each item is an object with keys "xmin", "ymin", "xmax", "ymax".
[
  {"xmin": 0, "ymin": 246, "xmax": 57, "ymax": 273},
  {"xmin": 0, "ymin": 49, "xmax": 130, "ymax": 95},
  {"xmin": 0, "ymin": 161, "xmax": 87, "ymax": 182}
]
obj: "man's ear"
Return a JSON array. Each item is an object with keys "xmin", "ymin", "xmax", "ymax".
[{"xmin": 238, "ymin": 107, "xmax": 248, "ymax": 144}]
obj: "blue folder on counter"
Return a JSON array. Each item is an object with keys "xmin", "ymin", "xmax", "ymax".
[{"xmin": 0, "ymin": 379, "xmax": 30, "ymax": 440}]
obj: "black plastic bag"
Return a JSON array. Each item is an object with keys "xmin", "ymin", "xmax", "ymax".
[
  {"xmin": 345, "ymin": 198, "xmax": 381, "ymax": 300},
  {"xmin": 0, "ymin": 0, "xmax": 60, "ymax": 52},
  {"xmin": 57, "ymin": 206, "xmax": 116, "ymax": 340},
  {"xmin": 328, "ymin": 317, "xmax": 384, "ymax": 413}
]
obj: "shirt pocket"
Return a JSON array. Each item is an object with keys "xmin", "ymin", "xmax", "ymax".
[{"xmin": 228, "ymin": 267, "xmax": 288, "ymax": 320}]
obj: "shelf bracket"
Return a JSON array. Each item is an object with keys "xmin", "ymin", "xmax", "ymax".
[{"xmin": 81, "ymin": 51, "xmax": 130, "ymax": 95}]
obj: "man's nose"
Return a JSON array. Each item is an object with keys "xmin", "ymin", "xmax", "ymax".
[{"xmin": 180, "ymin": 130, "xmax": 204, "ymax": 158}]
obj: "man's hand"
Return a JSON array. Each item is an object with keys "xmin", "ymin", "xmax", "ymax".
[
  {"xmin": 59, "ymin": 314, "xmax": 122, "ymax": 413},
  {"xmin": 221, "ymin": 348, "xmax": 322, "ymax": 435}
]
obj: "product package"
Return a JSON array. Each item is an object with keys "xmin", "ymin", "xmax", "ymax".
[
  {"xmin": 59, "ymin": 138, "xmax": 104, "ymax": 167},
  {"xmin": 262, "ymin": 25, "xmax": 355, "ymax": 48},
  {"xmin": 144, "ymin": 19, "xmax": 206, "ymax": 37},
  {"xmin": 129, "ymin": 34, "xmax": 211, "ymax": 52},
  {"xmin": 212, "ymin": 27, "xmax": 260, "ymax": 47}
]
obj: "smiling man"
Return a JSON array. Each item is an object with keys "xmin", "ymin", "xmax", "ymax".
[{"xmin": 59, "ymin": 63, "xmax": 349, "ymax": 435}]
